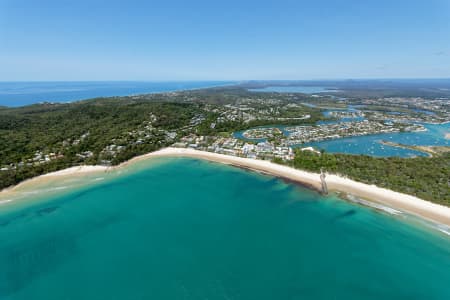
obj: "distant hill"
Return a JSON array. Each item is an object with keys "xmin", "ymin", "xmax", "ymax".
[{"xmin": 238, "ymin": 79, "xmax": 450, "ymax": 98}]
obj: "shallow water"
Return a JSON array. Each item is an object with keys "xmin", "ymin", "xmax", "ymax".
[
  {"xmin": 0, "ymin": 158, "xmax": 449, "ymax": 299},
  {"xmin": 234, "ymin": 122, "xmax": 449, "ymax": 157},
  {"xmin": 305, "ymin": 122, "xmax": 449, "ymax": 157}
]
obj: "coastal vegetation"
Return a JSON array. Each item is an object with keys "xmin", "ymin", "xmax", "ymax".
[
  {"xmin": 0, "ymin": 87, "xmax": 449, "ymax": 208},
  {"xmin": 0, "ymin": 99, "xmax": 203, "ymax": 188},
  {"xmin": 287, "ymin": 150, "xmax": 450, "ymax": 206},
  {"xmin": 0, "ymin": 91, "xmax": 322, "ymax": 190},
  {"xmin": 380, "ymin": 140, "xmax": 450, "ymax": 157}
]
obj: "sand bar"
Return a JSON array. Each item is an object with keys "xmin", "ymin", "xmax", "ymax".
[{"xmin": 1, "ymin": 147, "xmax": 450, "ymax": 227}]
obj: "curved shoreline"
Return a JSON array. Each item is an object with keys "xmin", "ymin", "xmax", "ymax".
[{"xmin": 1, "ymin": 147, "xmax": 450, "ymax": 227}]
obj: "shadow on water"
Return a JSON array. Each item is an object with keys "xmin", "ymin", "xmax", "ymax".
[
  {"xmin": 0, "ymin": 201, "xmax": 124, "ymax": 297},
  {"xmin": 332, "ymin": 209, "xmax": 357, "ymax": 222},
  {"xmin": 0, "ymin": 205, "xmax": 59, "ymax": 229},
  {"xmin": 35, "ymin": 206, "xmax": 58, "ymax": 216},
  {"xmin": 0, "ymin": 220, "xmax": 10, "ymax": 227},
  {"xmin": 0, "ymin": 212, "xmax": 29, "ymax": 228},
  {"xmin": 0, "ymin": 235, "xmax": 78, "ymax": 297}
]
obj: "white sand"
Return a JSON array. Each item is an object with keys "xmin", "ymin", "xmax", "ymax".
[
  {"xmin": 2, "ymin": 147, "xmax": 450, "ymax": 226},
  {"xmin": 0, "ymin": 165, "xmax": 111, "ymax": 204},
  {"xmin": 40, "ymin": 165, "xmax": 109, "ymax": 177}
]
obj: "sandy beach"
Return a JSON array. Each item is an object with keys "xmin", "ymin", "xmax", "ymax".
[{"xmin": 2, "ymin": 147, "xmax": 450, "ymax": 227}]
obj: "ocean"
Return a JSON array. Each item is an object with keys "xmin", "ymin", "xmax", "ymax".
[
  {"xmin": 0, "ymin": 81, "xmax": 233, "ymax": 107},
  {"xmin": 0, "ymin": 158, "xmax": 449, "ymax": 299}
]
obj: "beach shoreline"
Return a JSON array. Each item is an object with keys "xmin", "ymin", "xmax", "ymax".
[{"xmin": 1, "ymin": 147, "xmax": 450, "ymax": 227}]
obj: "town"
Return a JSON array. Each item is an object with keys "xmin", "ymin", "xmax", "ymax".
[
  {"xmin": 1, "ymin": 88, "xmax": 448, "ymax": 174},
  {"xmin": 174, "ymin": 134, "xmax": 295, "ymax": 161},
  {"xmin": 242, "ymin": 121, "xmax": 426, "ymax": 145}
]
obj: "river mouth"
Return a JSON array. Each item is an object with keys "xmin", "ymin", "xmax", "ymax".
[{"xmin": 233, "ymin": 122, "xmax": 449, "ymax": 157}]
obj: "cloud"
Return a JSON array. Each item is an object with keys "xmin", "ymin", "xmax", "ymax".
[{"xmin": 434, "ymin": 51, "xmax": 447, "ymax": 56}]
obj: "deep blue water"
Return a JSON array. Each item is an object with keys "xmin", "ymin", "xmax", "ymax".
[
  {"xmin": 0, "ymin": 81, "xmax": 233, "ymax": 107},
  {"xmin": 0, "ymin": 158, "xmax": 449, "ymax": 299}
]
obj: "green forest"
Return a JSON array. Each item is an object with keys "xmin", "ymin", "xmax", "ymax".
[
  {"xmin": 0, "ymin": 99, "xmax": 203, "ymax": 189},
  {"xmin": 286, "ymin": 150, "xmax": 450, "ymax": 206},
  {"xmin": 0, "ymin": 89, "xmax": 449, "ymax": 207}
]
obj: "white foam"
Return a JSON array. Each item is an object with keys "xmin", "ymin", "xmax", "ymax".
[
  {"xmin": 0, "ymin": 199, "xmax": 13, "ymax": 205},
  {"xmin": 52, "ymin": 186, "xmax": 69, "ymax": 190},
  {"xmin": 22, "ymin": 185, "xmax": 69, "ymax": 195},
  {"xmin": 435, "ymin": 225, "xmax": 450, "ymax": 236},
  {"xmin": 346, "ymin": 194, "xmax": 402, "ymax": 215}
]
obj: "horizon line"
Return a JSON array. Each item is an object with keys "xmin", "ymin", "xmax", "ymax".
[{"xmin": 1, "ymin": 78, "xmax": 450, "ymax": 83}]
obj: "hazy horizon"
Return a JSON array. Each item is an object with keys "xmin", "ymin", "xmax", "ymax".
[{"xmin": 1, "ymin": 78, "xmax": 450, "ymax": 83}]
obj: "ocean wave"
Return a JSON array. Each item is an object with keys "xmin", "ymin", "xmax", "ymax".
[
  {"xmin": 52, "ymin": 186, "xmax": 69, "ymax": 190},
  {"xmin": 22, "ymin": 186, "xmax": 69, "ymax": 195},
  {"xmin": 434, "ymin": 225, "xmax": 450, "ymax": 236},
  {"xmin": 0, "ymin": 199, "xmax": 13, "ymax": 205},
  {"xmin": 345, "ymin": 194, "xmax": 402, "ymax": 215}
]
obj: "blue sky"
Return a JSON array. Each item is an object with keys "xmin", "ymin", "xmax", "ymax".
[{"xmin": 0, "ymin": 0, "xmax": 449, "ymax": 80}]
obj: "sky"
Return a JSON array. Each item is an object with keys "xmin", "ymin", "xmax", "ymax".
[{"xmin": 0, "ymin": 0, "xmax": 450, "ymax": 81}]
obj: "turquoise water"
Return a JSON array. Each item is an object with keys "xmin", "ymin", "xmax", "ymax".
[
  {"xmin": 306, "ymin": 123, "xmax": 449, "ymax": 157},
  {"xmin": 305, "ymin": 135, "xmax": 429, "ymax": 157},
  {"xmin": 1, "ymin": 158, "xmax": 449, "ymax": 299},
  {"xmin": 233, "ymin": 99, "xmax": 448, "ymax": 157},
  {"xmin": 234, "ymin": 123, "xmax": 449, "ymax": 157},
  {"xmin": 0, "ymin": 81, "xmax": 233, "ymax": 107}
]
